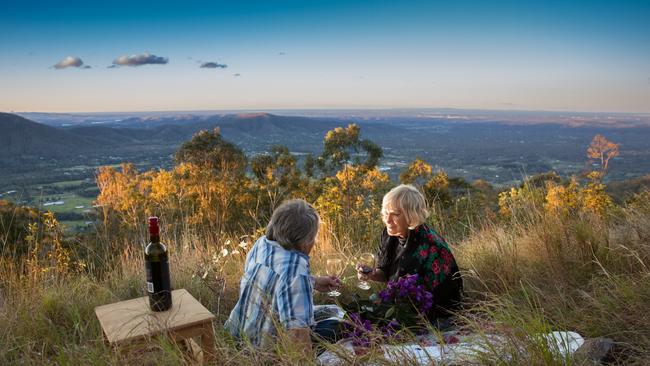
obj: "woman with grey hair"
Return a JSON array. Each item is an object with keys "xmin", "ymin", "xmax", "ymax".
[
  {"xmin": 225, "ymin": 199, "xmax": 341, "ymax": 354},
  {"xmin": 357, "ymin": 184, "xmax": 463, "ymax": 321}
]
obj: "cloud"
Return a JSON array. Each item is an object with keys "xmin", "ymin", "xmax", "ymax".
[
  {"xmin": 54, "ymin": 56, "xmax": 85, "ymax": 69},
  {"xmin": 200, "ymin": 62, "xmax": 227, "ymax": 69},
  {"xmin": 107, "ymin": 64, "xmax": 118, "ymax": 69},
  {"xmin": 83, "ymin": 65, "xmax": 92, "ymax": 69},
  {"xmin": 277, "ymin": 52, "xmax": 286, "ymax": 56},
  {"xmin": 112, "ymin": 52, "xmax": 168, "ymax": 67},
  {"xmin": 233, "ymin": 73, "xmax": 241, "ymax": 77}
]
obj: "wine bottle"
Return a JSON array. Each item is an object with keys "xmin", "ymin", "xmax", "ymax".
[{"xmin": 145, "ymin": 216, "xmax": 172, "ymax": 311}]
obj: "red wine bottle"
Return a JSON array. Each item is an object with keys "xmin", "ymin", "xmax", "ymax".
[{"xmin": 145, "ymin": 216, "xmax": 172, "ymax": 311}]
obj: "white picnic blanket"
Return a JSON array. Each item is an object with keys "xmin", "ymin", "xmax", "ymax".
[
  {"xmin": 319, "ymin": 331, "xmax": 584, "ymax": 365},
  {"xmin": 316, "ymin": 305, "xmax": 585, "ymax": 365}
]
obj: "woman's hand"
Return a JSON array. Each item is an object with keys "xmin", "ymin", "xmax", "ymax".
[
  {"xmin": 314, "ymin": 275, "xmax": 341, "ymax": 293},
  {"xmin": 356, "ymin": 263, "xmax": 375, "ymax": 281},
  {"xmin": 356, "ymin": 265, "xmax": 388, "ymax": 282}
]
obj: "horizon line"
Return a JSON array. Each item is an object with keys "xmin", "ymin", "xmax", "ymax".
[{"xmin": 8, "ymin": 106, "xmax": 650, "ymax": 116}]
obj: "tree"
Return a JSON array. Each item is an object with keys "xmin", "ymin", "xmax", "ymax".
[
  {"xmin": 0, "ymin": 199, "xmax": 40, "ymax": 257},
  {"xmin": 303, "ymin": 153, "xmax": 315, "ymax": 178},
  {"xmin": 424, "ymin": 170, "xmax": 452, "ymax": 208},
  {"xmin": 175, "ymin": 128, "xmax": 247, "ymax": 176},
  {"xmin": 587, "ymin": 134, "xmax": 619, "ymax": 177},
  {"xmin": 316, "ymin": 124, "xmax": 383, "ymax": 175},
  {"xmin": 399, "ymin": 158, "xmax": 433, "ymax": 187},
  {"xmin": 581, "ymin": 177, "xmax": 614, "ymax": 216},
  {"xmin": 95, "ymin": 163, "xmax": 148, "ymax": 231},
  {"xmin": 544, "ymin": 177, "xmax": 580, "ymax": 216},
  {"xmin": 251, "ymin": 145, "xmax": 304, "ymax": 219},
  {"xmin": 173, "ymin": 129, "xmax": 251, "ymax": 233},
  {"xmin": 316, "ymin": 165, "xmax": 391, "ymax": 246}
]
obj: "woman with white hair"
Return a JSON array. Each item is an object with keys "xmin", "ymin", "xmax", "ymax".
[{"xmin": 357, "ymin": 184, "xmax": 463, "ymax": 321}]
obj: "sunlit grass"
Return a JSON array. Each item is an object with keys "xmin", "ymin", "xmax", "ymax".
[{"xmin": 2, "ymin": 193, "xmax": 650, "ymax": 364}]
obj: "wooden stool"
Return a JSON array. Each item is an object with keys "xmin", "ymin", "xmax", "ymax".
[{"xmin": 95, "ymin": 289, "xmax": 216, "ymax": 363}]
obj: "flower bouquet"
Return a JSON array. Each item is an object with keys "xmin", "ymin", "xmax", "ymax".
[{"xmin": 342, "ymin": 274, "xmax": 433, "ymax": 347}]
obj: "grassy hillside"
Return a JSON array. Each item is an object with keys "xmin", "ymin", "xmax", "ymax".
[
  {"xmin": 1, "ymin": 190, "xmax": 648, "ymax": 365},
  {"xmin": 1, "ymin": 127, "xmax": 648, "ymax": 365}
]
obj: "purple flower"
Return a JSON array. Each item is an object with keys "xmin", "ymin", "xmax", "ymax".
[
  {"xmin": 380, "ymin": 319, "xmax": 400, "ymax": 338},
  {"xmin": 344, "ymin": 312, "xmax": 376, "ymax": 347},
  {"xmin": 379, "ymin": 274, "xmax": 433, "ymax": 313},
  {"xmin": 379, "ymin": 288, "xmax": 392, "ymax": 303},
  {"xmin": 346, "ymin": 273, "xmax": 434, "ymax": 345}
]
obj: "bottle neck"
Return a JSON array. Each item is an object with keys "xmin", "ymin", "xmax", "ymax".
[{"xmin": 150, "ymin": 234, "xmax": 160, "ymax": 243}]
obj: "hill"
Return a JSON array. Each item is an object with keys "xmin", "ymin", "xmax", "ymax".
[
  {"xmin": 0, "ymin": 112, "xmax": 352, "ymax": 174},
  {"xmin": 0, "ymin": 113, "xmax": 93, "ymax": 160},
  {"xmin": 1, "ymin": 112, "xmax": 346, "ymax": 149}
]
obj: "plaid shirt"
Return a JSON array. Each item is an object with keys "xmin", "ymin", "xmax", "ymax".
[{"xmin": 224, "ymin": 236, "xmax": 315, "ymax": 347}]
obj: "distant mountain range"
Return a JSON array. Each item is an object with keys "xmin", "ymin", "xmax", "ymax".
[
  {"xmin": 18, "ymin": 109, "xmax": 650, "ymax": 129},
  {"xmin": 2, "ymin": 111, "xmax": 650, "ymax": 184},
  {"xmin": 0, "ymin": 112, "xmax": 357, "ymax": 169}
]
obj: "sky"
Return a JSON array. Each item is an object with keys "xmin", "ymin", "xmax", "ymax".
[{"xmin": 1, "ymin": 0, "xmax": 649, "ymax": 113}]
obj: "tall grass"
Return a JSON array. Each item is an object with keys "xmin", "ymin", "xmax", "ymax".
[
  {"xmin": 1, "ymin": 192, "xmax": 649, "ymax": 364},
  {"xmin": 457, "ymin": 192, "xmax": 650, "ymax": 364}
]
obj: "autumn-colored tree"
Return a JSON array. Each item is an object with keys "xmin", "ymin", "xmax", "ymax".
[
  {"xmin": 579, "ymin": 135, "xmax": 618, "ymax": 216},
  {"xmin": 174, "ymin": 129, "xmax": 251, "ymax": 233},
  {"xmin": 399, "ymin": 158, "xmax": 433, "ymax": 187},
  {"xmin": 544, "ymin": 177, "xmax": 580, "ymax": 216},
  {"xmin": 316, "ymin": 165, "xmax": 391, "ymax": 246},
  {"xmin": 24, "ymin": 211, "xmax": 83, "ymax": 279},
  {"xmin": 498, "ymin": 177, "xmax": 547, "ymax": 218},
  {"xmin": 95, "ymin": 129, "xmax": 256, "ymax": 239},
  {"xmin": 175, "ymin": 163, "xmax": 252, "ymax": 234},
  {"xmin": 310, "ymin": 124, "xmax": 390, "ymax": 246},
  {"xmin": 424, "ymin": 170, "xmax": 452, "ymax": 208},
  {"xmin": 95, "ymin": 163, "xmax": 150, "ymax": 231},
  {"xmin": 581, "ymin": 177, "xmax": 614, "ymax": 216},
  {"xmin": 587, "ymin": 134, "xmax": 619, "ymax": 178},
  {"xmin": 399, "ymin": 159, "xmax": 453, "ymax": 207}
]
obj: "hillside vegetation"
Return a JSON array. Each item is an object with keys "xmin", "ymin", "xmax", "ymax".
[{"xmin": 1, "ymin": 126, "xmax": 648, "ymax": 365}]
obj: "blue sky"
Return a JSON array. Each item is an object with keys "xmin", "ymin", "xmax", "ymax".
[{"xmin": 1, "ymin": 0, "xmax": 649, "ymax": 113}]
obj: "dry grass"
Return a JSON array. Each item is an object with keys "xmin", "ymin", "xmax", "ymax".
[{"xmin": 1, "ymin": 194, "xmax": 650, "ymax": 365}]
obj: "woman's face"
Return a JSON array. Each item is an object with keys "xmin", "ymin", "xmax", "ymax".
[{"xmin": 382, "ymin": 204, "xmax": 409, "ymax": 238}]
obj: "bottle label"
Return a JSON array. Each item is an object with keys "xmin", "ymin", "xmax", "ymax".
[{"xmin": 145, "ymin": 260, "xmax": 170, "ymax": 291}]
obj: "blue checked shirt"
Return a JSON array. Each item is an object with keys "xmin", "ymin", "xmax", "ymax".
[{"xmin": 224, "ymin": 236, "xmax": 315, "ymax": 347}]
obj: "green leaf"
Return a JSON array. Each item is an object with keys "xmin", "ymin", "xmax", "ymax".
[{"xmin": 385, "ymin": 306, "xmax": 395, "ymax": 318}]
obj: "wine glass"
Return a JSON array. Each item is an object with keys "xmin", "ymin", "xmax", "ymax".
[
  {"xmin": 325, "ymin": 256, "xmax": 344, "ymax": 297},
  {"xmin": 357, "ymin": 252, "xmax": 375, "ymax": 290}
]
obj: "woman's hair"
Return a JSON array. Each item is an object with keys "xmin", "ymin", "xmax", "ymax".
[
  {"xmin": 266, "ymin": 199, "xmax": 320, "ymax": 251},
  {"xmin": 382, "ymin": 184, "xmax": 429, "ymax": 229}
]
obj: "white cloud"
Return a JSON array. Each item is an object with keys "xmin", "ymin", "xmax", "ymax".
[
  {"xmin": 113, "ymin": 52, "xmax": 168, "ymax": 67},
  {"xmin": 54, "ymin": 56, "xmax": 84, "ymax": 69}
]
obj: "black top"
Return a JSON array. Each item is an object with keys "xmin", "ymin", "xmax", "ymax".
[{"xmin": 377, "ymin": 223, "xmax": 463, "ymax": 318}]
